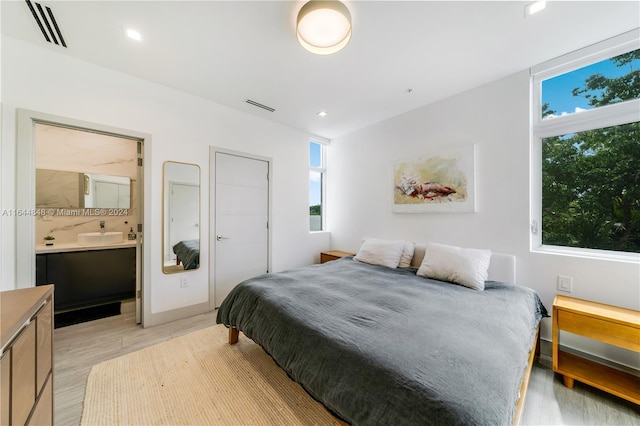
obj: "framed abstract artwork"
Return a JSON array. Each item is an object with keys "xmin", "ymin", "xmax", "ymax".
[{"xmin": 393, "ymin": 145, "xmax": 476, "ymax": 213}]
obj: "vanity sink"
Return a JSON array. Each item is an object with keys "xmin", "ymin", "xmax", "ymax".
[{"xmin": 77, "ymin": 232, "xmax": 124, "ymax": 245}]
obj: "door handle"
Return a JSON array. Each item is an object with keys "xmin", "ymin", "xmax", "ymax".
[{"xmin": 216, "ymin": 235, "xmax": 230, "ymax": 241}]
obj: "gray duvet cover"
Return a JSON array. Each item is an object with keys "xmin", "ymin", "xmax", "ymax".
[
  {"xmin": 172, "ymin": 239, "xmax": 199, "ymax": 270},
  {"xmin": 216, "ymin": 257, "xmax": 547, "ymax": 426}
]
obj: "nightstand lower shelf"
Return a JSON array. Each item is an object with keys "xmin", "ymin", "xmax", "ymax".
[{"xmin": 556, "ymin": 350, "xmax": 640, "ymax": 404}]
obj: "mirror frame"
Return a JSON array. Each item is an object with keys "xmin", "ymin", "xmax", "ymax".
[{"xmin": 162, "ymin": 161, "xmax": 201, "ymax": 274}]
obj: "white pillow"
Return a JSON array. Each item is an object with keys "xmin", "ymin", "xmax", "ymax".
[
  {"xmin": 354, "ymin": 239, "xmax": 405, "ymax": 269},
  {"xmin": 416, "ymin": 243, "xmax": 492, "ymax": 291},
  {"xmin": 399, "ymin": 241, "xmax": 415, "ymax": 268}
]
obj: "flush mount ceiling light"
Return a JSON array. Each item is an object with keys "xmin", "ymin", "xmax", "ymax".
[{"xmin": 297, "ymin": 1, "xmax": 352, "ymax": 55}]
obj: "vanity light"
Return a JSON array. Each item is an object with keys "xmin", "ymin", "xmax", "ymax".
[
  {"xmin": 297, "ymin": 1, "xmax": 352, "ymax": 55},
  {"xmin": 317, "ymin": 111, "xmax": 328, "ymax": 117},
  {"xmin": 524, "ymin": 1, "xmax": 546, "ymax": 17},
  {"xmin": 126, "ymin": 28, "xmax": 142, "ymax": 41}
]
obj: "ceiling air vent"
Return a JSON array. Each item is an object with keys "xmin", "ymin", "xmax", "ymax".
[
  {"xmin": 25, "ymin": 0, "xmax": 67, "ymax": 48},
  {"xmin": 245, "ymin": 99, "xmax": 275, "ymax": 113}
]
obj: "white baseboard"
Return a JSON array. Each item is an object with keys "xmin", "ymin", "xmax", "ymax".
[{"xmin": 143, "ymin": 301, "xmax": 211, "ymax": 328}]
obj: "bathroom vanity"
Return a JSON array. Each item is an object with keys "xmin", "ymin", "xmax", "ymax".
[{"xmin": 36, "ymin": 242, "xmax": 136, "ymax": 312}]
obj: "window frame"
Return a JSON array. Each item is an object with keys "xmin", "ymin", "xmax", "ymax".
[
  {"xmin": 309, "ymin": 138, "xmax": 328, "ymax": 232},
  {"xmin": 530, "ymin": 29, "xmax": 640, "ymax": 263}
]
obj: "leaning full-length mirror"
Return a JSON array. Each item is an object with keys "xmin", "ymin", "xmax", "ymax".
[{"xmin": 163, "ymin": 161, "xmax": 201, "ymax": 273}]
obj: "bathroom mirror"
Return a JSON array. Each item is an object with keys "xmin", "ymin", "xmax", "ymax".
[
  {"xmin": 163, "ymin": 161, "xmax": 201, "ymax": 273},
  {"xmin": 36, "ymin": 168, "xmax": 131, "ymax": 209}
]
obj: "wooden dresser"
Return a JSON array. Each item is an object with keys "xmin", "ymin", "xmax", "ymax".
[
  {"xmin": 1, "ymin": 285, "xmax": 54, "ymax": 425},
  {"xmin": 552, "ymin": 294, "xmax": 640, "ymax": 404}
]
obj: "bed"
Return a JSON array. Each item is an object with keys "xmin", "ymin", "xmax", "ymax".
[
  {"xmin": 216, "ymin": 242, "xmax": 547, "ymax": 425},
  {"xmin": 172, "ymin": 239, "xmax": 199, "ymax": 270}
]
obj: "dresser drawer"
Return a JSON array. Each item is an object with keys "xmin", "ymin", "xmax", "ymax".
[
  {"xmin": 557, "ymin": 309, "xmax": 640, "ymax": 352},
  {"xmin": 36, "ymin": 300, "xmax": 53, "ymax": 391},
  {"xmin": 1, "ymin": 351, "xmax": 10, "ymax": 425},
  {"xmin": 27, "ymin": 375, "xmax": 53, "ymax": 426},
  {"xmin": 12, "ymin": 322, "xmax": 36, "ymax": 426}
]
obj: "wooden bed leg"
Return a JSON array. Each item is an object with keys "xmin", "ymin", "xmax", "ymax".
[
  {"xmin": 562, "ymin": 375, "xmax": 575, "ymax": 389},
  {"xmin": 228, "ymin": 326, "xmax": 239, "ymax": 345}
]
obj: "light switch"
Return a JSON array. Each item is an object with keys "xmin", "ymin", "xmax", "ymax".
[{"xmin": 557, "ymin": 275, "xmax": 573, "ymax": 293}]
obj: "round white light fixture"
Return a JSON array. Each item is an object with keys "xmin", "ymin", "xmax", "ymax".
[{"xmin": 297, "ymin": 1, "xmax": 351, "ymax": 55}]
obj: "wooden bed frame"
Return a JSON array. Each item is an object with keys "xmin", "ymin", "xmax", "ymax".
[
  {"xmin": 513, "ymin": 327, "xmax": 540, "ymax": 425},
  {"xmin": 225, "ymin": 249, "xmax": 539, "ymax": 425},
  {"xmin": 227, "ymin": 325, "xmax": 540, "ymax": 426}
]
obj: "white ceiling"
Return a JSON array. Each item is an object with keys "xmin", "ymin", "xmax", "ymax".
[{"xmin": 2, "ymin": 1, "xmax": 639, "ymax": 139}]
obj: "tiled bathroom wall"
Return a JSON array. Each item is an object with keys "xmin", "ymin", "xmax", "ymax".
[{"xmin": 35, "ymin": 123, "xmax": 138, "ymax": 245}]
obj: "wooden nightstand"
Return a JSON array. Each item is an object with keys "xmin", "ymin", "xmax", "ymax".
[
  {"xmin": 552, "ymin": 294, "xmax": 640, "ymax": 404},
  {"xmin": 320, "ymin": 250, "xmax": 355, "ymax": 264}
]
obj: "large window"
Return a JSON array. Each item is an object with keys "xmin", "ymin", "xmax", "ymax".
[
  {"xmin": 309, "ymin": 140, "xmax": 326, "ymax": 231},
  {"xmin": 532, "ymin": 30, "xmax": 640, "ymax": 259}
]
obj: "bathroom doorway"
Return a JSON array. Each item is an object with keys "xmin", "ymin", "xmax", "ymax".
[{"xmin": 16, "ymin": 110, "xmax": 148, "ymax": 326}]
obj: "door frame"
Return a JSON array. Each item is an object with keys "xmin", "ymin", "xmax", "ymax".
[
  {"xmin": 16, "ymin": 109, "xmax": 149, "ymax": 325},
  {"xmin": 209, "ymin": 146, "xmax": 272, "ymax": 309}
]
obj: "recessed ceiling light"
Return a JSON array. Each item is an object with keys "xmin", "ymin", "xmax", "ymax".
[
  {"xmin": 525, "ymin": 1, "xmax": 546, "ymax": 17},
  {"xmin": 126, "ymin": 28, "xmax": 142, "ymax": 41},
  {"xmin": 317, "ymin": 111, "xmax": 328, "ymax": 117}
]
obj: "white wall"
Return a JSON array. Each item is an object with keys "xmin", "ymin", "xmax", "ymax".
[
  {"xmin": 327, "ymin": 70, "xmax": 640, "ymax": 369},
  {"xmin": 1, "ymin": 37, "xmax": 330, "ymax": 322}
]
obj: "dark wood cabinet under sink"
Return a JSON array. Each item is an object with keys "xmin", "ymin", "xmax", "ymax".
[{"xmin": 36, "ymin": 247, "xmax": 135, "ymax": 313}]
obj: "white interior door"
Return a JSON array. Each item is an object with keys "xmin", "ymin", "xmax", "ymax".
[
  {"xmin": 94, "ymin": 180, "xmax": 130, "ymax": 208},
  {"xmin": 94, "ymin": 181, "xmax": 119, "ymax": 207},
  {"xmin": 214, "ymin": 151, "xmax": 269, "ymax": 307}
]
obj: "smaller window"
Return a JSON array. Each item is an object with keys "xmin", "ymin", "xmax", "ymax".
[
  {"xmin": 310, "ymin": 141, "xmax": 322, "ymax": 168},
  {"xmin": 309, "ymin": 141, "xmax": 325, "ymax": 231},
  {"xmin": 541, "ymin": 50, "xmax": 640, "ymax": 121}
]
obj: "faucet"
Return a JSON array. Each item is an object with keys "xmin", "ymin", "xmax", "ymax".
[{"xmin": 99, "ymin": 220, "xmax": 105, "ymax": 234}]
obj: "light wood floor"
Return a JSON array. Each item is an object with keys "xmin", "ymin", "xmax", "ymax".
[{"xmin": 55, "ymin": 310, "xmax": 640, "ymax": 426}]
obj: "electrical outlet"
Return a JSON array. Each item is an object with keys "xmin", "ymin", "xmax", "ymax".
[
  {"xmin": 180, "ymin": 276, "xmax": 189, "ymax": 288},
  {"xmin": 557, "ymin": 275, "xmax": 573, "ymax": 293}
]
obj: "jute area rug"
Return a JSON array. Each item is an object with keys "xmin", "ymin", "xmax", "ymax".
[{"xmin": 81, "ymin": 324, "xmax": 342, "ymax": 425}]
